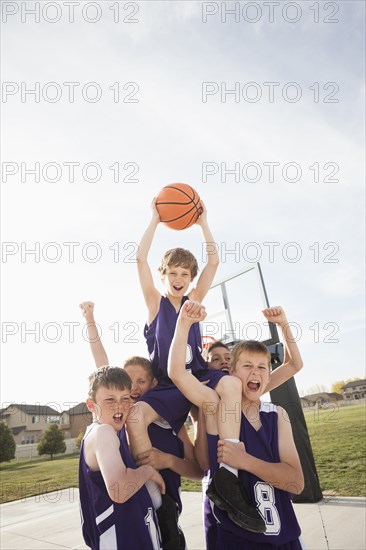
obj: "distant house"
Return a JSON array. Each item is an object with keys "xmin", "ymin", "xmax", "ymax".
[
  {"xmin": 60, "ymin": 402, "xmax": 92, "ymax": 439},
  {"xmin": 341, "ymin": 379, "xmax": 366, "ymax": 400},
  {"xmin": 300, "ymin": 392, "xmax": 344, "ymax": 408},
  {"xmin": 0, "ymin": 404, "xmax": 61, "ymax": 445}
]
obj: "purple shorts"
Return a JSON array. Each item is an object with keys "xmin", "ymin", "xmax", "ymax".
[{"xmin": 138, "ymin": 369, "xmax": 227, "ymax": 434}]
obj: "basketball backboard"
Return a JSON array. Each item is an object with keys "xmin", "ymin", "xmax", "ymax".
[{"xmin": 201, "ymin": 263, "xmax": 280, "ymax": 347}]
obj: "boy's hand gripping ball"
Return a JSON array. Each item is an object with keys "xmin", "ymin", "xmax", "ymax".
[{"xmin": 155, "ymin": 183, "xmax": 203, "ymax": 230}]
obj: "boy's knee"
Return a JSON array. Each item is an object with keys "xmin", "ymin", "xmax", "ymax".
[{"xmin": 217, "ymin": 375, "xmax": 242, "ymax": 395}]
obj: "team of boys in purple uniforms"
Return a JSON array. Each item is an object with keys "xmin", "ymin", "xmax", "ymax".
[
  {"xmin": 79, "ymin": 199, "xmax": 305, "ymax": 549},
  {"xmin": 130, "ymin": 200, "xmax": 265, "ymax": 533}
]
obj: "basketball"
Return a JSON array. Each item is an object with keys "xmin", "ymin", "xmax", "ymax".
[{"xmin": 155, "ymin": 183, "xmax": 203, "ymax": 230}]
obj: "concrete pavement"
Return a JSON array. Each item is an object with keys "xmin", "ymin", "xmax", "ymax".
[{"xmin": 1, "ymin": 490, "xmax": 365, "ymax": 549}]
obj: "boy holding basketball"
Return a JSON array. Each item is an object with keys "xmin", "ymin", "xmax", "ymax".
[
  {"xmin": 129, "ymin": 199, "xmax": 265, "ymax": 532},
  {"xmin": 168, "ymin": 301, "xmax": 305, "ymax": 549}
]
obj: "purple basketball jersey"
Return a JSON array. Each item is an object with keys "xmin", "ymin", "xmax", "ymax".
[
  {"xmin": 144, "ymin": 295, "xmax": 207, "ymax": 380},
  {"xmin": 207, "ymin": 403, "xmax": 302, "ymax": 546},
  {"xmin": 79, "ymin": 424, "xmax": 161, "ymax": 550},
  {"xmin": 141, "ymin": 294, "xmax": 226, "ymax": 433}
]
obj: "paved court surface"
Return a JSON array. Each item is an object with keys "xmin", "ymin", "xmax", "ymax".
[{"xmin": 1, "ymin": 490, "xmax": 365, "ymax": 549}]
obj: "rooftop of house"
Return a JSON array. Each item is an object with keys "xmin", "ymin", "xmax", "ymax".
[
  {"xmin": 342, "ymin": 379, "xmax": 366, "ymax": 390},
  {"xmin": 301, "ymin": 392, "xmax": 343, "ymax": 402},
  {"xmin": 62, "ymin": 402, "xmax": 90, "ymax": 416},
  {"xmin": 0, "ymin": 403, "xmax": 61, "ymax": 417}
]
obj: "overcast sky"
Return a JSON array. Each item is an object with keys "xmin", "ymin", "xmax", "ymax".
[{"xmin": 1, "ymin": 0, "xmax": 365, "ymax": 412}]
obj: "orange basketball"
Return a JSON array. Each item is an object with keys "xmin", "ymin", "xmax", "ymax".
[{"xmin": 155, "ymin": 183, "xmax": 203, "ymax": 230}]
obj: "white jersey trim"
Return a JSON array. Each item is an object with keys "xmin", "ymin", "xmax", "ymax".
[
  {"xmin": 153, "ymin": 418, "xmax": 178, "ymax": 436},
  {"xmin": 154, "ymin": 418, "xmax": 173, "ymax": 430},
  {"xmin": 96, "ymin": 504, "xmax": 114, "ymax": 525},
  {"xmin": 100, "ymin": 524, "xmax": 117, "ymax": 550},
  {"xmin": 260, "ymin": 402, "xmax": 277, "ymax": 414}
]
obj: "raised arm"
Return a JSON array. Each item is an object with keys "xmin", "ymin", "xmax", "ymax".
[
  {"xmin": 136, "ymin": 198, "xmax": 162, "ymax": 324},
  {"xmin": 89, "ymin": 424, "xmax": 165, "ymax": 504},
  {"xmin": 263, "ymin": 306, "xmax": 304, "ymax": 393},
  {"xmin": 79, "ymin": 302, "xmax": 109, "ymax": 368},
  {"xmin": 189, "ymin": 202, "xmax": 219, "ymax": 303},
  {"xmin": 217, "ymin": 407, "xmax": 304, "ymax": 495},
  {"xmin": 168, "ymin": 300, "xmax": 218, "ymax": 409},
  {"xmin": 136, "ymin": 425, "xmax": 203, "ymax": 481}
]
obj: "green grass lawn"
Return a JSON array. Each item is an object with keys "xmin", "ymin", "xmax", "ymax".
[
  {"xmin": 1, "ymin": 404, "xmax": 365, "ymax": 503},
  {"xmin": 1, "ymin": 454, "xmax": 79, "ymax": 504},
  {"xmin": 303, "ymin": 403, "xmax": 366, "ymax": 496}
]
